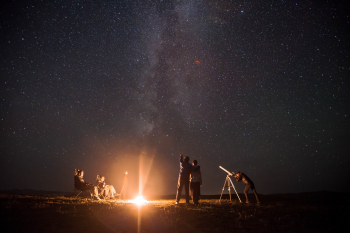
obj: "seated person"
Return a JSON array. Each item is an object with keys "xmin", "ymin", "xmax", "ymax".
[
  {"xmin": 96, "ymin": 175, "xmax": 118, "ymax": 199},
  {"xmin": 96, "ymin": 175, "xmax": 107, "ymax": 197},
  {"xmin": 75, "ymin": 170, "xmax": 100, "ymax": 200}
]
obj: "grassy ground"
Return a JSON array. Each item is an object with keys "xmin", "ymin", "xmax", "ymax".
[{"xmin": 0, "ymin": 192, "xmax": 348, "ymax": 233}]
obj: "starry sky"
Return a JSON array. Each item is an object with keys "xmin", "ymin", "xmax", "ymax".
[{"xmin": 1, "ymin": 0, "xmax": 349, "ymax": 196}]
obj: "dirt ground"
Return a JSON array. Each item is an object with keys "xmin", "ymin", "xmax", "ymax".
[{"xmin": 0, "ymin": 192, "xmax": 348, "ymax": 233}]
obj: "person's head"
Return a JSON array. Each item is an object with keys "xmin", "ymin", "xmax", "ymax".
[
  {"xmin": 79, "ymin": 170, "xmax": 84, "ymax": 177},
  {"xmin": 184, "ymin": 156, "xmax": 190, "ymax": 162},
  {"xmin": 192, "ymin": 160, "xmax": 197, "ymax": 166},
  {"xmin": 101, "ymin": 176, "xmax": 105, "ymax": 182}
]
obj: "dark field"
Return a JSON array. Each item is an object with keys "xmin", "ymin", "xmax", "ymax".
[{"xmin": 0, "ymin": 192, "xmax": 348, "ymax": 233}]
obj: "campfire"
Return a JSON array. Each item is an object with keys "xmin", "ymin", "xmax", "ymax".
[{"xmin": 133, "ymin": 195, "xmax": 147, "ymax": 205}]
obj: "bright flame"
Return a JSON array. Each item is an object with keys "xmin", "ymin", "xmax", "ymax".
[{"xmin": 133, "ymin": 195, "xmax": 147, "ymax": 205}]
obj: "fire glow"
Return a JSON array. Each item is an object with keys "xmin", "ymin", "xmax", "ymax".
[{"xmin": 133, "ymin": 195, "xmax": 147, "ymax": 205}]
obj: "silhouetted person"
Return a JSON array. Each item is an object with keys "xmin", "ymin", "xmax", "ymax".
[
  {"xmin": 190, "ymin": 160, "xmax": 202, "ymax": 205},
  {"xmin": 176, "ymin": 153, "xmax": 200, "ymax": 204},
  {"xmin": 75, "ymin": 170, "xmax": 100, "ymax": 200},
  {"xmin": 235, "ymin": 171, "xmax": 260, "ymax": 204},
  {"xmin": 119, "ymin": 171, "xmax": 128, "ymax": 200}
]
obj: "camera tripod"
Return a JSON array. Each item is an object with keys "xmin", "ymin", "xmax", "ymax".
[{"xmin": 219, "ymin": 175, "xmax": 242, "ymax": 203}]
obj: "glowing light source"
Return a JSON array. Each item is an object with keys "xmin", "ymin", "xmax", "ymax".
[
  {"xmin": 194, "ymin": 60, "xmax": 200, "ymax": 65},
  {"xmin": 133, "ymin": 195, "xmax": 147, "ymax": 205}
]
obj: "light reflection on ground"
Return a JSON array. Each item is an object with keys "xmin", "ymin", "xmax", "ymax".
[{"xmin": 2, "ymin": 193, "xmax": 343, "ymax": 232}]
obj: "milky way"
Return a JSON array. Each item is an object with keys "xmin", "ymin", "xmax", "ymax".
[{"xmin": 1, "ymin": 0, "xmax": 349, "ymax": 195}]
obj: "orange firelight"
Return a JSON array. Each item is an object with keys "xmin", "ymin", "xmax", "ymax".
[
  {"xmin": 133, "ymin": 195, "xmax": 147, "ymax": 205},
  {"xmin": 194, "ymin": 60, "xmax": 200, "ymax": 65}
]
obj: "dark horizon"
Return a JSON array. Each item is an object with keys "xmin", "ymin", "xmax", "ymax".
[
  {"xmin": 1, "ymin": 188, "xmax": 347, "ymax": 197},
  {"xmin": 1, "ymin": 0, "xmax": 349, "ymax": 196}
]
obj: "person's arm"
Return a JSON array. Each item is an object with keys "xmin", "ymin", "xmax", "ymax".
[
  {"xmin": 78, "ymin": 176, "xmax": 85, "ymax": 184},
  {"xmin": 179, "ymin": 153, "xmax": 183, "ymax": 163}
]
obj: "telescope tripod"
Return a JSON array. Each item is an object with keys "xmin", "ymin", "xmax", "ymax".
[{"xmin": 219, "ymin": 175, "xmax": 242, "ymax": 203}]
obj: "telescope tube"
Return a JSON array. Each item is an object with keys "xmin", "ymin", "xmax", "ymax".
[{"xmin": 219, "ymin": 166, "xmax": 235, "ymax": 176}]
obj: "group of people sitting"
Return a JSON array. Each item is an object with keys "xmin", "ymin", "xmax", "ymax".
[{"xmin": 75, "ymin": 169, "xmax": 127, "ymax": 200}]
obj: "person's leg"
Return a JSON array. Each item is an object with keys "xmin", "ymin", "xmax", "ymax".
[
  {"xmin": 110, "ymin": 185, "xmax": 116, "ymax": 198},
  {"xmin": 197, "ymin": 182, "xmax": 200, "ymax": 204},
  {"xmin": 198, "ymin": 183, "xmax": 201, "ymax": 203},
  {"xmin": 119, "ymin": 187, "xmax": 123, "ymax": 199},
  {"xmin": 191, "ymin": 182, "xmax": 196, "ymax": 204},
  {"xmin": 119, "ymin": 186, "xmax": 126, "ymax": 199},
  {"xmin": 94, "ymin": 186, "xmax": 100, "ymax": 199},
  {"xmin": 244, "ymin": 184, "xmax": 251, "ymax": 203},
  {"xmin": 81, "ymin": 185, "xmax": 93, "ymax": 198},
  {"xmin": 81, "ymin": 185, "xmax": 91, "ymax": 191},
  {"xmin": 176, "ymin": 176, "xmax": 183, "ymax": 203},
  {"xmin": 252, "ymin": 188, "xmax": 260, "ymax": 204},
  {"xmin": 121, "ymin": 188, "xmax": 125, "ymax": 199},
  {"xmin": 190, "ymin": 182, "xmax": 194, "ymax": 201},
  {"xmin": 185, "ymin": 179, "xmax": 189, "ymax": 203},
  {"xmin": 193, "ymin": 182, "xmax": 199, "ymax": 204},
  {"xmin": 104, "ymin": 186, "xmax": 109, "ymax": 197}
]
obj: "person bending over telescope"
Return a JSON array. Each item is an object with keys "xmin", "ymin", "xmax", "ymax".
[
  {"xmin": 235, "ymin": 171, "xmax": 260, "ymax": 204},
  {"xmin": 176, "ymin": 153, "xmax": 200, "ymax": 204}
]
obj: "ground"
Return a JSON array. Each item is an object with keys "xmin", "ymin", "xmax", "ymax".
[{"xmin": 0, "ymin": 192, "xmax": 348, "ymax": 233}]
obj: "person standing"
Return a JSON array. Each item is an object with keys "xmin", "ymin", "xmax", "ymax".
[
  {"xmin": 190, "ymin": 160, "xmax": 202, "ymax": 205},
  {"xmin": 235, "ymin": 171, "xmax": 260, "ymax": 204},
  {"xmin": 176, "ymin": 153, "xmax": 200, "ymax": 204},
  {"xmin": 119, "ymin": 171, "xmax": 128, "ymax": 200}
]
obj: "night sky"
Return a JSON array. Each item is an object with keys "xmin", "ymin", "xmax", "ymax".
[{"xmin": 1, "ymin": 0, "xmax": 349, "ymax": 196}]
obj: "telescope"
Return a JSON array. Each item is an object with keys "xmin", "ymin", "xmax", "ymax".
[
  {"xmin": 219, "ymin": 166, "xmax": 235, "ymax": 177},
  {"xmin": 218, "ymin": 166, "xmax": 241, "ymax": 203}
]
